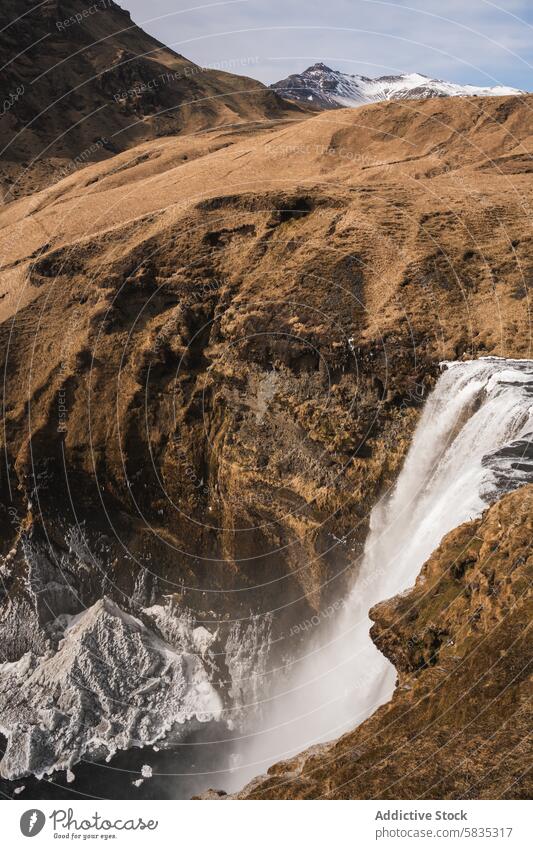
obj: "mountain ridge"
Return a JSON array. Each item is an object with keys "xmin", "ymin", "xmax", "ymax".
[
  {"xmin": 271, "ymin": 62, "xmax": 525, "ymax": 110},
  {"xmin": 0, "ymin": 0, "xmax": 304, "ymax": 200}
]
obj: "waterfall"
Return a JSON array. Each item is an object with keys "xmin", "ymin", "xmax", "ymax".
[{"xmin": 224, "ymin": 357, "xmax": 533, "ymax": 790}]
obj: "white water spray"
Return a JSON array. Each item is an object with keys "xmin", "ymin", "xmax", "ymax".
[{"xmin": 225, "ymin": 358, "xmax": 533, "ymax": 789}]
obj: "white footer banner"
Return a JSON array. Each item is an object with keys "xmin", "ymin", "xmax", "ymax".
[{"xmin": 2, "ymin": 799, "xmax": 529, "ymax": 847}]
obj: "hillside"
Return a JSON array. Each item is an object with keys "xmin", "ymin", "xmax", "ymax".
[
  {"xmin": 0, "ymin": 0, "xmax": 303, "ymax": 200},
  {"xmin": 0, "ymin": 91, "xmax": 531, "ymax": 793}
]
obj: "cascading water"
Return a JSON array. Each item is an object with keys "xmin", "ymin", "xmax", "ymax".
[{"xmin": 223, "ymin": 357, "xmax": 533, "ymax": 790}]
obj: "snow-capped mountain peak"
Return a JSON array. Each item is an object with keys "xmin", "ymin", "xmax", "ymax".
[{"xmin": 271, "ymin": 64, "xmax": 524, "ymax": 109}]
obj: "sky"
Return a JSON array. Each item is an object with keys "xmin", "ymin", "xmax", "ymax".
[{"xmin": 122, "ymin": 0, "xmax": 533, "ymax": 90}]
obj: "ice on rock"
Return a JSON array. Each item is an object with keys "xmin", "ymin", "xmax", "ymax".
[{"xmin": 0, "ymin": 597, "xmax": 223, "ymax": 780}]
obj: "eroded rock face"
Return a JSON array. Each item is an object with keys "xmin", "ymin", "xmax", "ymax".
[{"xmin": 228, "ymin": 486, "xmax": 533, "ymax": 799}]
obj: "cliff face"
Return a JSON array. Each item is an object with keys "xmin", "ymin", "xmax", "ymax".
[
  {"xmin": 225, "ymin": 485, "xmax": 533, "ymax": 799},
  {"xmin": 0, "ymin": 0, "xmax": 302, "ymax": 199},
  {"xmin": 0, "ymin": 95, "xmax": 532, "ymax": 658}
]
